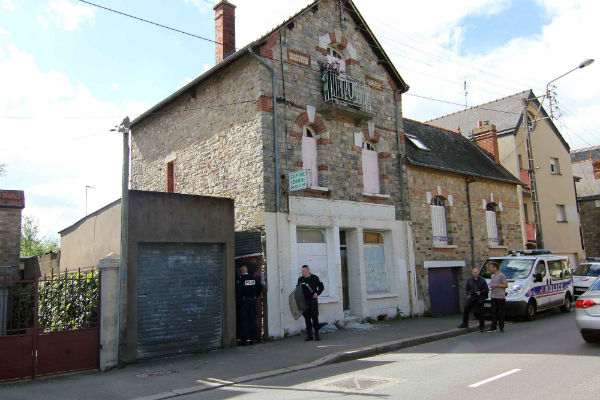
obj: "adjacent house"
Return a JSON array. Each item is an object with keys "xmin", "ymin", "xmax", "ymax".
[
  {"xmin": 130, "ymin": 0, "xmax": 417, "ymax": 336},
  {"xmin": 571, "ymin": 145, "xmax": 600, "ymax": 258},
  {"xmin": 403, "ymin": 119, "xmax": 523, "ymax": 314},
  {"xmin": 429, "ymin": 90, "xmax": 584, "ymax": 266}
]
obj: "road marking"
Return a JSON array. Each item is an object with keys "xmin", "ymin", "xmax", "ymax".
[{"xmin": 469, "ymin": 369, "xmax": 522, "ymax": 388}]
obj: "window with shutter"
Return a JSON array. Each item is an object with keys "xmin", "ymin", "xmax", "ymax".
[
  {"xmin": 362, "ymin": 148, "xmax": 380, "ymax": 194},
  {"xmin": 302, "ymin": 128, "xmax": 318, "ymax": 188},
  {"xmin": 486, "ymin": 210, "xmax": 499, "ymax": 246},
  {"xmin": 431, "ymin": 204, "xmax": 448, "ymax": 245}
]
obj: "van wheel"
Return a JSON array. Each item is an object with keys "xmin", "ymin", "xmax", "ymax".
[
  {"xmin": 525, "ymin": 300, "xmax": 537, "ymax": 321},
  {"xmin": 560, "ymin": 295, "xmax": 572, "ymax": 313}
]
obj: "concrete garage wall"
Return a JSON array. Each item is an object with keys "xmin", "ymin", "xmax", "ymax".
[
  {"xmin": 123, "ymin": 190, "xmax": 235, "ymax": 362},
  {"xmin": 59, "ymin": 200, "xmax": 121, "ymax": 271}
]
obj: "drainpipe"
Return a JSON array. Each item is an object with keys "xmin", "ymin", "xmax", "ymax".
[
  {"xmin": 394, "ymin": 90, "xmax": 418, "ymax": 317},
  {"xmin": 248, "ymin": 46, "xmax": 284, "ymax": 335},
  {"xmin": 466, "ymin": 177, "xmax": 476, "ymax": 269}
]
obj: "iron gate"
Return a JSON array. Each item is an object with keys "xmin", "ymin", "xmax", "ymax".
[{"xmin": 0, "ymin": 270, "xmax": 100, "ymax": 381}]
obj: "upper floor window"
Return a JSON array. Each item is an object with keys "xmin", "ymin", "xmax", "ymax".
[
  {"xmin": 526, "ymin": 113, "xmax": 536, "ymax": 132},
  {"xmin": 166, "ymin": 161, "xmax": 175, "ymax": 193},
  {"xmin": 431, "ymin": 196, "xmax": 449, "ymax": 246},
  {"xmin": 486, "ymin": 203, "xmax": 501, "ymax": 246},
  {"xmin": 326, "ymin": 45, "xmax": 346, "ymax": 74},
  {"xmin": 302, "ymin": 126, "xmax": 318, "ymax": 188},
  {"xmin": 593, "ymin": 160, "xmax": 600, "ymax": 180},
  {"xmin": 556, "ymin": 204, "xmax": 567, "ymax": 222},
  {"xmin": 362, "ymin": 140, "xmax": 379, "ymax": 194},
  {"xmin": 550, "ymin": 157, "xmax": 560, "ymax": 175}
]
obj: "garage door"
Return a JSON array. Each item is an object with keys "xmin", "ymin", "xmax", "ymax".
[{"xmin": 137, "ymin": 243, "xmax": 223, "ymax": 359}]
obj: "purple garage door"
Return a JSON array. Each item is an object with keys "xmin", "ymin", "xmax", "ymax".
[{"xmin": 428, "ymin": 268, "xmax": 460, "ymax": 315}]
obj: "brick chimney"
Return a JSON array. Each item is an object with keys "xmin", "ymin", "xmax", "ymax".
[
  {"xmin": 214, "ymin": 0, "xmax": 236, "ymax": 63},
  {"xmin": 472, "ymin": 121, "xmax": 499, "ymax": 163}
]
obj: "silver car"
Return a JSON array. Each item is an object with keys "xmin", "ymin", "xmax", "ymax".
[{"xmin": 575, "ymin": 277, "xmax": 600, "ymax": 343}]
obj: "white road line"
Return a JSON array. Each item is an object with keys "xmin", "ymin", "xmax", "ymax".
[{"xmin": 469, "ymin": 369, "xmax": 522, "ymax": 388}]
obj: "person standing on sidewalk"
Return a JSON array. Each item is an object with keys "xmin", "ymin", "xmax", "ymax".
[
  {"xmin": 458, "ymin": 267, "xmax": 489, "ymax": 332},
  {"xmin": 236, "ymin": 265, "xmax": 262, "ymax": 345},
  {"xmin": 488, "ymin": 262, "xmax": 508, "ymax": 332},
  {"xmin": 297, "ymin": 265, "xmax": 324, "ymax": 341}
]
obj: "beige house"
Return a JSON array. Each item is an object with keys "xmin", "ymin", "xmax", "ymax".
[{"xmin": 429, "ymin": 90, "xmax": 584, "ymax": 266}]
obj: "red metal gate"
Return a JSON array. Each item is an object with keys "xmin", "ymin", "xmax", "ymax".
[{"xmin": 0, "ymin": 270, "xmax": 100, "ymax": 381}]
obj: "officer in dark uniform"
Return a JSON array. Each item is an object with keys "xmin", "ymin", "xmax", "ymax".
[
  {"xmin": 458, "ymin": 267, "xmax": 489, "ymax": 332},
  {"xmin": 297, "ymin": 264, "xmax": 324, "ymax": 341},
  {"xmin": 236, "ymin": 265, "xmax": 262, "ymax": 345}
]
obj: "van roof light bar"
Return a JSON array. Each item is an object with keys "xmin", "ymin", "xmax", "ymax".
[{"xmin": 508, "ymin": 249, "xmax": 552, "ymax": 256}]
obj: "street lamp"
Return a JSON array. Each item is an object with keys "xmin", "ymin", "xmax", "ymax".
[{"xmin": 546, "ymin": 59, "xmax": 594, "ymax": 119}]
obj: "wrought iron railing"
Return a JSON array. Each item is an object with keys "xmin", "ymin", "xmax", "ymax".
[{"xmin": 322, "ymin": 71, "xmax": 371, "ymax": 112}]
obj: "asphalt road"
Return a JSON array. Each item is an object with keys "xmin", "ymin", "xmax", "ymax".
[{"xmin": 182, "ymin": 310, "xmax": 600, "ymax": 400}]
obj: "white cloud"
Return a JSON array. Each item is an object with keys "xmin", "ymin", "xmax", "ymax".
[
  {"xmin": 111, "ymin": 82, "xmax": 119, "ymax": 91},
  {"xmin": 183, "ymin": 0, "xmax": 212, "ymax": 14},
  {"xmin": 1, "ymin": 0, "xmax": 15, "ymax": 11},
  {"xmin": 0, "ymin": 41, "xmax": 148, "ymax": 238},
  {"xmin": 202, "ymin": 63, "xmax": 211, "ymax": 72},
  {"xmin": 45, "ymin": 0, "xmax": 95, "ymax": 31},
  {"xmin": 181, "ymin": 76, "xmax": 193, "ymax": 86}
]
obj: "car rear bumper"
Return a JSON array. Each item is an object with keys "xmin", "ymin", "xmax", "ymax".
[{"xmin": 575, "ymin": 311, "xmax": 600, "ymax": 331}]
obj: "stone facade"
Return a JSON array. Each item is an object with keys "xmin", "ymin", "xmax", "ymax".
[
  {"xmin": 0, "ymin": 190, "xmax": 25, "ymax": 273},
  {"xmin": 579, "ymin": 197, "xmax": 600, "ymax": 258},
  {"xmin": 407, "ymin": 167, "xmax": 522, "ymax": 312}
]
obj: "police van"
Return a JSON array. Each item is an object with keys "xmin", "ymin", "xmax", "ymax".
[
  {"xmin": 573, "ymin": 258, "xmax": 600, "ymax": 299},
  {"xmin": 479, "ymin": 250, "xmax": 574, "ymax": 320}
]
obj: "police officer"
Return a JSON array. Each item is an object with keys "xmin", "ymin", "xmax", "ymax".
[
  {"xmin": 297, "ymin": 265, "xmax": 324, "ymax": 341},
  {"xmin": 236, "ymin": 265, "xmax": 262, "ymax": 345},
  {"xmin": 458, "ymin": 267, "xmax": 489, "ymax": 332}
]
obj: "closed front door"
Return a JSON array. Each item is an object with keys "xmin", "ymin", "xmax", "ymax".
[
  {"xmin": 340, "ymin": 248, "xmax": 349, "ymax": 311},
  {"xmin": 428, "ymin": 267, "xmax": 460, "ymax": 315}
]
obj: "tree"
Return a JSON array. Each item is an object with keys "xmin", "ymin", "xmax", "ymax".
[{"xmin": 20, "ymin": 216, "xmax": 60, "ymax": 257}]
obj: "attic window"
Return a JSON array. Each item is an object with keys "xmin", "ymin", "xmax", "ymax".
[
  {"xmin": 327, "ymin": 46, "xmax": 344, "ymax": 60},
  {"xmin": 405, "ymin": 133, "xmax": 430, "ymax": 151}
]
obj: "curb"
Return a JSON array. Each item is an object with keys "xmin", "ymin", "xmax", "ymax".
[{"xmin": 132, "ymin": 324, "xmax": 488, "ymax": 400}]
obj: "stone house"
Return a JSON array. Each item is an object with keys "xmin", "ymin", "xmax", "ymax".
[
  {"xmin": 429, "ymin": 90, "xmax": 584, "ymax": 267},
  {"xmin": 403, "ymin": 119, "xmax": 523, "ymax": 314},
  {"xmin": 571, "ymin": 145, "xmax": 600, "ymax": 258},
  {"xmin": 130, "ymin": 0, "xmax": 417, "ymax": 337}
]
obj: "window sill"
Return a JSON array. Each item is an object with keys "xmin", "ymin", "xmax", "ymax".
[
  {"xmin": 488, "ymin": 245, "xmax": 508, "ymax": 249},
  {"xmin": 556, "ymin": 220, "xmax": 568, "ymax": 223},
  {"xmin": 550, "ymin": 173, "xmax": 562, "ymax": 176},
  {"xmin": 306, "ymin": 186, "xmax": 330, "ymax": 192},
  {"xmin": 433, "ymin": 244, "xmax": 458, "ymax": 249},
  {"xmin": 363, "ymin": 193, "xmax": 390, "ymax": 199},
  {"xmin": 317, "ymin": 296, "xmax": 338, "ymax": 304},
  {"xmin": 367, "ymin": 293, "xmax": 398, "ymax": 300}
]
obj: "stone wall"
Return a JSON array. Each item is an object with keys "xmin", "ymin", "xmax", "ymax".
[
  {"xmin": 0, "ymin": 190, "xmax": 25, "ymax": 271},
  {"xmin": 407, "ymin": 166, "xmax": 522, "ymax": 312},
  {"xmin": 130, "ymin": 56, "xmax": 267, "ymax": 231},
  {"xmin": 579, "ymin": 198, "xmax": 600, "ymax": 258},
  {"xmin": 256, "ymin": 0, "xmax": 409, "ymax": 219}
]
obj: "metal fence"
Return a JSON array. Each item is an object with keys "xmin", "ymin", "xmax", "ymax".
[{"xmin": 322, "ymin": 70, "xmax": 371, "ymax": 112}]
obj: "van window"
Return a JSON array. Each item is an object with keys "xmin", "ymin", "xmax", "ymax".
[
  {"xmin": 574, "ymin": 263, "xmax": 600, "ymax": 277},
  {"xmin": 548, "ymin": 260, "xmax": 563, "ymax": 279},
  {"xmin": 481, "ymin": 259, "xmax": 534, "ymax": 279},
  {"xmin": 535, "ymin": 261, "xmax": 547, "ymax": 278},
  {"xmin": 560, "ymin": 260, "xmax": 571, "ymax": 277}
]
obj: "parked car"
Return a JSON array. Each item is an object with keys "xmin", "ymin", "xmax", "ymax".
[
  {"xmin": 479, "ymin": 250, "xmax": 573, "ymax": 320},
  {"xmin": 573, "ymin": 259, "xmax": 600, "ymax": 299},
  {"xmin": 575, "ymin": 277, "xmax": 600, "ymax": 343}
]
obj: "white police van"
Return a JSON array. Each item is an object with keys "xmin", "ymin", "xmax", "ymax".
[
  {"xmin": 573, "ymin": 258, "xmax": 600, "ymax": 299},
  {"xmin": 479, "ymin": 250, "xmax": 574, "ymax": 320}
]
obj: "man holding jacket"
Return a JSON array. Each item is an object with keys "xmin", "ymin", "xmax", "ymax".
[
  {"xmin": 458, "ymin": 267, "xmax": 489, "ymax": 332},
  {"xmin": 297, "ymin": 265, "xmax": 324, "ymax": 341}
]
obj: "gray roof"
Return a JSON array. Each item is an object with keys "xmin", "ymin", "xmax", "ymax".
[
  {"xmin": 131, "ymin": 0, "xmax": 409, "ymax": 128},
  {"xmin": 571, "ymin": 145, "xmax": 600, "ymax": 163},
  {"xmin": 403, "ymin": 118, "xmax": 521, "ymax": 185},
  {"xmin": 427, "ymin": 89, "xmax": 570, "ymax": 152}
]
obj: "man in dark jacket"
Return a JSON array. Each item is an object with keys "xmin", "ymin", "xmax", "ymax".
[
  {"xmin": 236, "ymin": 265, "xmax": 262, "ymax": 345},
  {"xmin": 297, "ymin": 265, "xmax": 324, "ymax": 341},
  {"xmin": 458, "ymin": 267, "xmax": 489, "ymax": 332}
]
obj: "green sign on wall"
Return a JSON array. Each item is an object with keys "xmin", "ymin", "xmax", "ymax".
[{"xmin": 289, "ymin": 170, "xmax": 309, "ymax": 192}]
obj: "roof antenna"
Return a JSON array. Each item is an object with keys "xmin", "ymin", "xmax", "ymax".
[{"xmin": 464, "ymin": 80, "xmax": 470, "ymax": 138}]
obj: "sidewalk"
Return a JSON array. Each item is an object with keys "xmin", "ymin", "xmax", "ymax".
[{"xmin": 1, "ymin": 315, "xmax": 484, "ymax": 400}]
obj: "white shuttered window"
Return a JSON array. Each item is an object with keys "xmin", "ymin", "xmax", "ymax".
[
  {"xmin": 362, "ymin": 148, "xmax": 380, "ymax": 194},
  {"xmin": 486, "ymin": 210, "xmax": 499, "ymax": 246},
  {"xmin": 431, "ymin": 205, "xmax": 448, "ymax": 246},
  {"xmin": 302, "ymin": 135, "xmax": 318, "ymax": 188}
]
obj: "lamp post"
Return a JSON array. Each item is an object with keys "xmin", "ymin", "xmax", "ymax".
[
  {"xmin": 526, "ymin": 58, "xmax": 594, "ymax": 249},
  {"xmin": 110, "ymin": 116, "xmax": 130, "ymax": 364}
]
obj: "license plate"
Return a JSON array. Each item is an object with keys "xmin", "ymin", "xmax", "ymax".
[{"xmin": 484, "ymin": 303, "xmax": 491, "ymax": 308}]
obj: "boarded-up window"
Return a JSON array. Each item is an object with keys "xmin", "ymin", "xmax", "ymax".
[
  {"xmin": 302, "ymin": 132, "xmax": 318, "ymax": 188},
  {"xmin": 166, "ymin": 161, "xmax": 175, "ymax": 193},
  {"xmin": 593, "ymin": 160, "xmax": 600, "ymax": 180},
  {"xmin": 362, "ymin": 148, "xmax": 380, "ymax": 194},
  {"xmin": 364, "ymin": 231, "xmax": 387, "ymax": 293},
  {"xmin": 556, "ymin": 204, "xmax": 567, "ymax": 222},
  {"xmin": 297, "ymin": 228, "xmax": 329, "ymax": 297}
]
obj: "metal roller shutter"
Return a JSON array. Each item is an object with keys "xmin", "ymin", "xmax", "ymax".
[{"xmin": 137, "ymin": 243, "xmax": 223, "ymax": 359}]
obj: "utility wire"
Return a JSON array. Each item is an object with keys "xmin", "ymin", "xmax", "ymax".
[{"xmin": 78, "ymin": 0, "xmax": 223, "ymax": 45}]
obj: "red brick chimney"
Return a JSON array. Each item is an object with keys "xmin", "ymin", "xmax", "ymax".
[
  {"xmin": 214, "ymin": 0, "xmax": 236, "ymax": 63},
  {"xmin": 472, "ymin": 121, "xmax": 499, "ymax": 163}
]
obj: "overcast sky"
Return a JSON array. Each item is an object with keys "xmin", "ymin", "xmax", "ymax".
[{"xmin": 0, "ymin": 0, "xmax": 598, "ymax": 239}]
